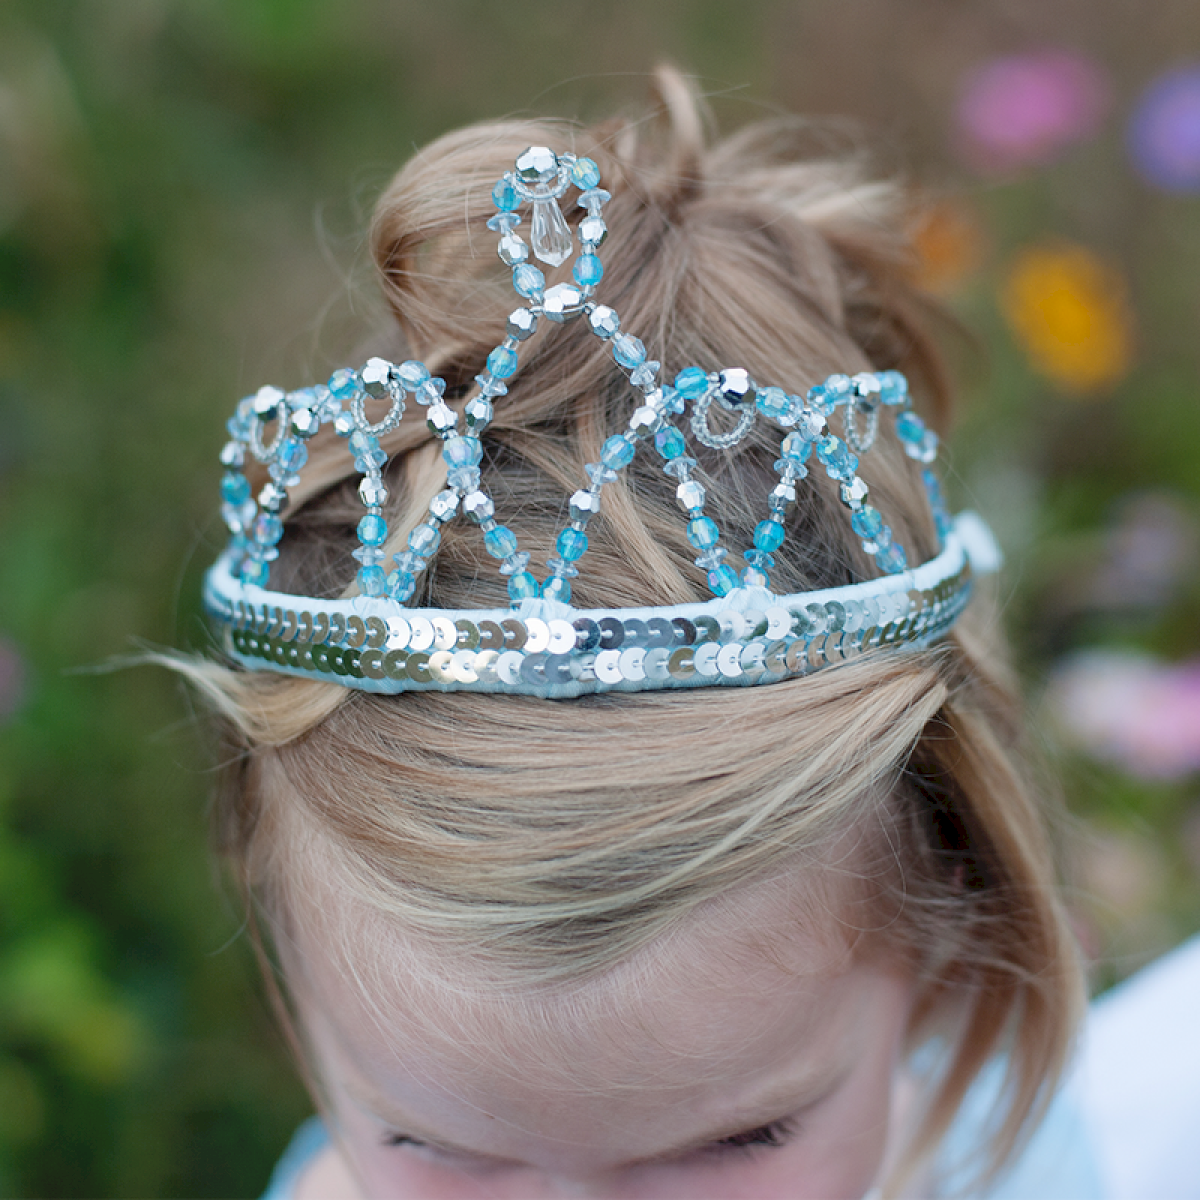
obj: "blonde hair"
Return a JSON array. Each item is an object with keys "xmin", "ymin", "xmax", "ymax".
[{"xmin": 175, "ymin": 68, "xmax": 1083, "ymax": 1196}]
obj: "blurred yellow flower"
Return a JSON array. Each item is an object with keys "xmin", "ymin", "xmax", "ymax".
[{"xmin": 1001, "ymin": 243, "xmax": 1134, "ymax": 394}]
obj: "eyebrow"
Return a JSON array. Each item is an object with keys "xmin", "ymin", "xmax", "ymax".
[{"xmin": 348, "ymin": 1063, "xmax": 846, "ymax": 1165}]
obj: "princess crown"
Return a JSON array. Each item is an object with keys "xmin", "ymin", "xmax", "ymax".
[{"xmin": 203, "ymin": 146, "xmax": 1000, "ymax": 697}]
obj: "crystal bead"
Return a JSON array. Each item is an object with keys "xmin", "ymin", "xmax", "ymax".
[
  {"xmin": 569, "ymin": 490, "xmax": 601, "ymax": 521},
  {"xmin": 277, "ymin": 440, "xmax": 308, "ymax": 473},
  {"xmin": 545, "ymin": 556, "xmax": 578, "ymax": 578},
  {"xmin": 507, "ymin": 308, "xmax": 537, "ymax": 340},
  {"xmin": 516, "ymin": 145, "xmax": 558, "ymax": 184},
  {"xmin": 588, "ymin": 306, "xmax": 620, "ymax": 338},
  {"xmin": 687, "ymin": 516, "xmax": 720, "ymax": 549},
  {"xmin": 464, "ymin": 397, "xmax": 493, "ymax": 429},
  {"xmin": 498, "ymin": 233, "xmax": 529, "ymax": 265},
  {"xmin": 416, "ymin": 378, "xmax": 446, "ymax": 405},
  {"xmin": 290, "ymin": 408, "xmax": 319, "ymax": 439},
  {"xmin": 585, "ymin": 462, "xmax": 618, "ymax": 487},
  {"xmin": 387, "ymin": 569, "xmax": 417, "ymax": 601},
  {"xmin": 428, "ymin": 489, "xmax": 459, "ymax": 522},
  {"xmin": 629, "ymin": 405, "xmax": 663, "ymax": 438},
  {"xmin": 221, "ymin": 499, "xmax": 254, "ymax": 533},
  {"xmin": 571, "ymin": 156, "xmax": 601, "ymax": 189},
  {"xmin": 426, "ymin": 402, "xmax": 456, "ymax": 435},
  {"xmin": 326, "ymin": 370, "xmax": 360, "ymax": 401},
  {"xmin": 579, "ymin": 215, "xmax": 607, "ymax": 246},
  {"xmin": 612, "ymin": 333, "xmax": 646, "ymax": 369},
  {"xmin": 895, "ymin": 411, "xmax": 925, "ymax": 444},
  {"xmin": 508, "ymin": 571, "xmax": 540, "ymax": 602},
  {"xmin": 408, "ymin": 523, "xmax": 441, "ymax": 558},
  {"xmin": 475, "ymin": 373, "xmax": 508, "ymax": 399},
  {"xmin": 718, "ymin": 368, "xmax": 753, "ymax": 407},
  {"xmin": 397, "ymin": 361, "xmax": 430, "ymax": 389},
  {"xmin": 659, "ymin": 386, "xmax": 685, "ymax": 415},
  {"xmin": 542, "ymin": 575, "xmax": 571, "ymax": 604},
  {"xmin": 443, "ymin": 436, "xmax": 483, "ymax": 469},
  {"xmin": 878, "ymin": 370, "xmax": 908, "ymax": 406},
  {"xmin": 351, "ymin": 544, "xmax": 383, "ymax": 566},
  {"xmin": 253, "ymin": 385, "xmax": 286, "ymax": 417},
  {"xmin": 254, "ymin": 513, "xmax": 284, "ymax": 545},
  {"xmin": 841, "ymin": 477, "xmax": 869, "ymax": 505},
  {"xmin": 707, "ymin": 563, "xmax": 740, "ymax": 596},
  {"xmin": 543, "ymin": 283, "xmax": 584, "ymax": 322},
  {"xmin": 333, "ymin": 412, "xmax": 355, "ymax": 437},
  {"xmin": 741, "ymin": 566, "xmax": 770, "ymax": 588},
  {"xmin": 852, "ymin": 506, "xmax": 884, "ymax": 540},
  {"xmin": 630, "ymin": 362, "xmax": 660, "ymax": 389},
  {"xmin": 915, "ymin": 431, "xmax": 939, "ymax": 463},
  {"xmin": 654, "ymin": 425, "xmax": 687, "ymax": 460},
  {"xmin": 258, "ymin": 482, "xmax": 286, "ymax": 511},
  {"xmin": 694, "ymin": 547, "xmax": 728, "ymax": 569},
  {"xmin": 530, "ymin": 196, "xmax": 573, "ymax": 267},
  {"xmin": 492, "ymin": 178, "xmax": 519, "ymax": 211},
  {"xmin": 576, "ymin": 187, "xmax": 611, "ymax": 213},
  {"xmin": 755, "ymin": 386, "xmax": 790, "ymax": 421},
  {"xmin": 512, "ymin": 263, "xmax": 545, "ymax": 298},
  {"xmin": 797, "ymin": 408, "xmax": 826, "ymax": 440},
  {"xmin": 358, "ymin": 513, "xmax": 387, "ymax": 546},
  {"xmin": 487, "ymin": 346, "xmax": 519, "ymax": 379},
  {"xmin": 241, "ymin": 559, "xmax": 270, "ymax": 587},
  {"xmin": 484, "ymin": 525, "xmax": 519, "ymax": 559},
  {"xmin": 573, "ymin": 253, "xmax": 603, "ymax": 287},
  {"xmin": 600, "ymin": 434, "xmax": 636, "ymax": 469},
  {"xmin": 392, "ymin": 550, "xmax": 425, "ymax": 575},
  {"xmin": 486, "ymin": 211, "xmax": 520, "ymax": 234},
  {"xmin": 219, "ymin": 441, "xmax": 246, "ymax": 469},
  {"xmin": 780, "ymin": 432, "xmax": 813, "ymax": 462},
  {"xmin": 221, "ymin": 473, "xmax": 251, "ymax": 505},
  {"xmin": 674, "ymin": 367, "xmax": 709, "ymax": 400},
  {"xmin": 753, "ymin": 518, "xmax": 786, "ymax": 552},
  {"xmin": 661, "ymin": 454, "xmax": 697, "ymax": 479},
  {"xmin": 359, "ymin": 477, "xmax": 388, "ymax": 507},
  {"xmin": 676, "ymin": 479, "xmax": 706, "ymax": 512},
  {"xmin": 876, "ymin": 541, "xmax": 908, "ymax": 574},
  {"xmin": 742, "ymin": 549, "xmax": 775, "ymax": 569},
  {"xmin": 357, "ymin": 564, "xmax": 387, "ymax": 597},
  {"xmin": 769, "ymin": 480, "xmax": 797, "ymax": 507},
  {"xmin": 498, "ymin": 550, "xmax": 531, "ymax": 576},
  {"xmin": 348, "ymin": 431, "xmax": 376, "ymax": 457},
  {"xmin": 816, "ymin": 435, "xmax": 858, "ymax": 481},
  {"xmin": 354, "ymin": 448, "xmax": 387, "ymax": 472},
  {"xmin": 557, "ymin": 527, "xmax": 588, "ymax": 561},
  {"xmin": 824, "ymin": 374, "xmax": 853, "ymax": 405}
]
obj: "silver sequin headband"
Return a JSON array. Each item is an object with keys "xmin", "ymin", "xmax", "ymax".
[{"xmin": 204, "ymin": 146, "xmax": 1000, "ymax": 697}]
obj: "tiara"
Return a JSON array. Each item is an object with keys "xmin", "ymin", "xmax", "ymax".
[{"xmin": 203, "ymin": 145, "xmax": 1000, "ymax": 697}]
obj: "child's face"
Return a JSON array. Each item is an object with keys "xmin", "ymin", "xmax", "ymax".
[{"xmin": 291, "ymin": 872, "xmax": 913, "ymax": 1200}]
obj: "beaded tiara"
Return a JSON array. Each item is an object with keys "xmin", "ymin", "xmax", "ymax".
[{"xmin": 204, "ymin": 146, "xmax": 1000, "ymax": 697}]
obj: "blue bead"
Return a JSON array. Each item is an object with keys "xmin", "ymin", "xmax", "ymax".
[
  {"xmin": 816, "ymin": 435, "xmax": 858, "ymax": 481},
  {"xmin": 674, "ymin": 367, "xmax": 709, "ymax": 399},
  {"xmin": 408, "ymin": 523, "xmax": 441, "ymax": 557},
  {"xmin": 741, "ymin": 566, "xmax": 770, "ymax": 588},
  {"xmin": 876, "ymin": 541, "xmax": 908, "ymax": 574},
  {"xmin": 707, "ymin": 563, "xmax": 741, "ymax": 596},
  {"xmin": 600, "ymin": 434, "xmax": 636, "ymax": 469},
  {"xmin": 348, "ymin": 430, "xmax": 377, "ymax": 457},
  {"xmin": 879, "ymin": 370, "xmax": 908, "ymax": 406},
  {"xmin": 387, "ymin": 569, "xmax": 417, "ymax": 601},
  {"xmin": 396, "ymin": 361, "xmax": 429, "ymax": 389},
  {"xmin": 442, "ymin": 436, "xmax": 483, "ymax": 469},
  {"xmin": 556, "ymin": 527, "xmax": 588, "ymax": 561},
  {"xmin": 612, "ymin": 333, "xmax": 646, "ymax": 369},
  {"xmin": 654, "ymin": 425, "xmax": 687, "ymax": 459},
  {"xmin": 357, "ymin": 565, "xmax": 387, "ymax": 596},
  {"xmin": 571, "ymin": 157, "xmax": 601, "ymax": 189},
  {"xmin": 221, "ymin": 473, "xmax": 250, "ymax": 505},
  {"xmin": 278, "ymin": 440, "xmax": 308, "ymax": 473},
  {"xmin": 513, "ymin": 263, "xmax": 545, "ymax": 297},
  {"xmin": 484, "ymin": 525, "xmax": 518, "ymax": 558},
  {"xmin": 492, "ymin": 178, "xmax": 519, "ymax": 211},
  {"xmin": 486, "ymin": 346, "xmax": 519, "ymax": 379},
  {"xmin": 780, "ymin": 432, "xmax": 812, "ymax": 462},
  {"xmin": 507, "ymin": 571, "xmax": 540, "ymax": 602},
  {"xmin": 354, "ymin": 448, "xmax": 387, "ymax": 472},
  {"xmin": 357, "ymin": 513, "xmax": 387, "ymax": 546},
  {"xmin": 895, "ymin": 411, "xmax": 925, "ymax": 444},
  {"xmin": 742, "ymin": 549, "xmax": 776, "ymax": 569},
  {"xmin": 253, "ymin": 513, "xmax": 284, "ymax": 545},
  {"xmin": 573, "ymin": 253, "xmax": 604, "ymax": 286},
  {"xmin": 687, "ymin": 516, "xmax": 720, "ymax": 550},
  {"xmin": 327, "ymin": 368, "xmax": 361, "ymax": 400},
  {"xmin": 241, "ymin": 559, "xmax": 270, "ymax": 587},
  {"xmin": 755, "ymin": 386, "xmax": 790, "ymax": 421},
  {"xmin": 542, "ymin": 575, "xmax": 571, "ymax": 604},
  {"xmin": 753, "ymin": 518, "xmax": 786, "ymax": 552},
  {"xmin": 851, "ymin": 506, "xmax": 884, "ymax": 540}
]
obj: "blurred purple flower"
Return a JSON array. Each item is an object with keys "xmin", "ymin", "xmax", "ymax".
[
  {"xmin": 1128, "ymin": 65, "xmax": 1200, "ymax": 192},
  {"xmin": 955, "ymin": 49, "xmax": 1109, "ymax": 173},
  {"xmin": 0, "ymin": 637, "xmax": 26, "ymax": 723},
  {"xmin": 1048, "ymin": 649, "xmax": 1200, "ymax": 780}
]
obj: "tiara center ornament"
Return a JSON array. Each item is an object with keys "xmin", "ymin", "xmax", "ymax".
[{"xmin": 202, "ymin": 146, "xmax": 1001, "ymax": 697}]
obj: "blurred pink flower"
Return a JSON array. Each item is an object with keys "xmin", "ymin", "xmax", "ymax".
[
  {"xmin": 1128, "ymin": 65, "xmax": 1200, "ymax": 192},
  {"xmin": 1048, "ymin": 649, "xmax": 1200, "ymax": 780},
  {"xmin": 955, "ymin": 49, "xmax": 1110, "ymax": 173}
]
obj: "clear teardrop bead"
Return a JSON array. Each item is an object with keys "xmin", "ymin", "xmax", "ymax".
[{"xmin": 530, "ymin": 196, "xmax": 573, "ymax": 267}]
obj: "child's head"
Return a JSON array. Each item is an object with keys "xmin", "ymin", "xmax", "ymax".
[{"xmin": 186, "ymin": 71, "xmax": 1083, "ymax": 1198}]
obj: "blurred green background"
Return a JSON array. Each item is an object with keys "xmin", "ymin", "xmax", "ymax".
[{"xmin": 2, "ymin": 1, "xmax": 1199, "ymax": 1195}]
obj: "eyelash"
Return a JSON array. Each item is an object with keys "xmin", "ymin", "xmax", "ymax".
[{"xmin": 383, "ymin": 1119, "xmax": 798, "ymax": 1159}]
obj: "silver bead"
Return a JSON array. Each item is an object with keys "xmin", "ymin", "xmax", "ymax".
[
  {"xmin": 569, "ymin": 489, "xmax": 601, "ymax": 522},
  {"xmin": 580, "ymin": 215, "xmax": 607, "ymax": 246},
  {"xmin": 507, "ymin": 308, "xmax": 538, "ymax": 340},
  {"xmin": 718, "ymin": 368, "xmax": 753, "ymax": 407},
  {"xmin": 797, "ymin": 408, "xmax": 826, "ymax": 440},
  {"xmin": 219, "ymin": 441, "xmax": 245, "ymax": 468},
  {"xmin": 588, "ymin": 305, "xmax": 620, "ymax": 339},
  {"xmin": 290, "ymin": 407, "xmax": 319, "ymax": 439},
  {"xmin": 258, "ymin": 482, "xmax": 286, "ymax": 511},
  {"xmin": 629, "ymin": 405, "xmax": 663, "ymax": 438},
  {"xmin": 498, "ymin": 234, "xmax": 528, "ymax": 265},
  {"xmin": 333, "ymin": 412, "xmax": 355, "ymax": 437},
  {"xmin": 515, "ymin": 145, "xmax": 558, "ymax": 185},
  {"xmin": 841, "ymin": 477, "xmax": 869, "ymax": 505},
  {"xmin": 429, "ymin": 489, "xmax": 459, "ymax": 521},
  {"xmin": 770, "ymin": 480, "xmax": 797, "ymax": 507},
  {"xmin": 463, "ymin": 490, "xmax": 495, "ymax": 523},
  {"xmin": 361, "ymin": 357, "xmax": 397, "ymax": 399},
  {"xmin": 542, "ymin": 283, "xmax": 584, "ymax": 323},
  {"xmin": 359, "ymin": 477, "xmax": 388, "ymax": 507},
  {"xmin": 464, "ymin": 397, "xmax": 493, "ymax": 428},
  {"xmin": 426, "ymin": 403, "xmax": 456, "ymax": 434},
  {"xmin": 253, "ymin": 385, "xmax": 286, "ymax": 418},
  {"xmin": 852, "ymin": 372, "xmax": 881, "ymax": 397},
  {"xmin": 676, "ymin": 479, "xmax": 706, "ymax": 512}
]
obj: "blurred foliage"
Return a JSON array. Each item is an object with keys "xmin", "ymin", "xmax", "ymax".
[{"xmin": 1, "ymin": 0, "xmax": 1199, "ymax": 1195}]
